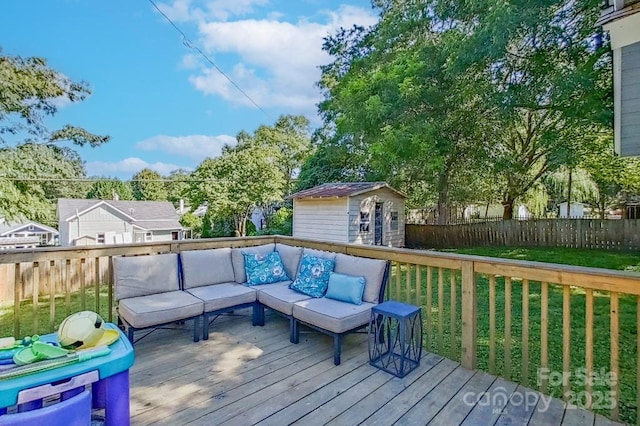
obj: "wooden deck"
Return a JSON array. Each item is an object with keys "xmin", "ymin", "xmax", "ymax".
[{"xmin": 129, "ymin": 310, "xmax": 620, "ymax": 426}]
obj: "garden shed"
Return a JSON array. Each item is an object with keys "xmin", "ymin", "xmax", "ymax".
[{"xmin": 289, "ymin": 182, "xmax": 406, "ymax": 247}]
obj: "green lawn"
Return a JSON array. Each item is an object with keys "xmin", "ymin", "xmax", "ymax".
[
  {"xmin": 388, "ymin": 247, "xmax": 640, "ymax": 424},
  {"xmin": 0, "ymin": 286, "xmax": 114, "ymax": 339}
]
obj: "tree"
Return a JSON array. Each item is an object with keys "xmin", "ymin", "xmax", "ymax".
[
  {"xmin": 165, "ymin": 169, "xmax": 191, "ymax": 207},
  {"xmin": 230, "ymin": 115, "xmax": 312, "ymax": 195},
  {"xmin": 131, "ymin": 168, "xmax": 168, "ymax": 201},
  {"xmin": 86, "ymin": 178, "xmax": 134, "ymax": 200},
  {"xmin": 0, "ymin": 49, "xmax": 109, "ymax": 223},
  {"xmin": 297, "ymin": 126, "xmax": 374, "ymax": 191},
  {"xmin": 0, "ymin": 49, "xmax": 109, "ymax": 147},
  {"xmin": 317, "ymin": 1, "xmax": 492, "ymax": 221},
  {"xmin": 0, "ymin": 143, "xmax": 88, "ymax": 224},
  {"xmin": 179, "ymin": 211, "xmax": 203, "ymax": 238},
  {"xmin": 433, "ymin": 0, "xmax": 612, "ymax": 218},
  {"xmin": 189, "ymin": 146, "xmax": 285, "ymax": 237}
]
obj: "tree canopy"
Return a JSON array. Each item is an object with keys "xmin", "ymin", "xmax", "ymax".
[
  {"xmin": 189, "ymin": 144, "xmax": 285, "ymax": 237},
  {"xmin": 131, "ymin": 168, "xmax": 168, "ymax": 201},
  {"xmin": 0, "ymin": 143, "xmax": 88, "ymax": 224},
  {"xmin": 306, "ymin": 0, "xmax": 614, "ymax": 220},
  {"xmin": 0, "ymin": 49, "xmax": 109, "ymax": 147}
]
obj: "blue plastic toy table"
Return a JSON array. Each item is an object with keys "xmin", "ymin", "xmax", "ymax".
[{"xmin": 0, "ymin": 323, "xmax": 134, "ymax": 426}]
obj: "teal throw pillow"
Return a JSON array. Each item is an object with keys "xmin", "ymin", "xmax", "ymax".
[
  {"xmin": 325, "ymin": 272, "xmax": 366, "ymax": 305},
  {"xmin": 289, "ymin": 253, "xmax": 335, "ymax": 298},
  {"xmin": 243, "ymin": 251, "xmax": 289, "ymax": 285}
]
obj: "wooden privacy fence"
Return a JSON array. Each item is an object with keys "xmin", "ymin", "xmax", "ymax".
[
  {"xmin": 406, "ymin": 219, "xmax": 640, "ymax": 250},
  {"xmin": 1, "ymin": 236, "xmax": 640, "ymax": 423}
]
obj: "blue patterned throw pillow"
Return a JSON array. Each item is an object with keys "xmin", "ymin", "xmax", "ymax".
[
  {"xmin": 243, "ymin": 251, "xmax": 289, "ymax": 285},
  {"xmin": 289, "ymin": 253, "xmax": 335, "ymax": 298}
]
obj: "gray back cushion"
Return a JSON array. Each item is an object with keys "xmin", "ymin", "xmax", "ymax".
[
  {"xmin": 275, "ymin": 243, "xmax": 303, "ymax": 280},
  {"xmin": 114, "ymin": 253, "xmax": 180, "ymax": 301},
  {"xmin": 231, "ymin": 243, "xmax": 275, "ymax": 283},
  {"xmin": 302, "ymin": 247, "xmax": 336, "ymax": 260},
  {"xmin": 181, "ymin": 248, "xmax": 235, "ymax": 289},
  {"xmin": 334, "ymin": 254, "xmax": 387, "ymax": 303}
]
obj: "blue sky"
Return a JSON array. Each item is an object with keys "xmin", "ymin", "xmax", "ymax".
[{"xmin": 1, "ymin": 0, "xmax": 377, "ymax": 179}]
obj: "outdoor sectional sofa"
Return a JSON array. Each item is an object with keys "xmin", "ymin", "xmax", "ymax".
[{"xmin": 113, "ymin": 243, "xmax": 390, "ymax": 365}]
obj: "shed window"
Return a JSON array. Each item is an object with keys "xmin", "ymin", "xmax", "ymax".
[
  {"xmin": 359, "ymin": 211, "xmax": 370, "ymax": 233},
  {"xmin": 390, "ymin": 211, "xmax": 399, "ymax": 231},
  {"xmin": 145, "ymin": 232, "xmax": 153, "ymax": 242},
  {"xmin": 96, "ymin": 233, "xmax": 105, "ymax": 244}
]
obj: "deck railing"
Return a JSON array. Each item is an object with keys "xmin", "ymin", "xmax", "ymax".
[{"xmin": 1, "ymin": 236, "xmax": 639, "ymax": 424}]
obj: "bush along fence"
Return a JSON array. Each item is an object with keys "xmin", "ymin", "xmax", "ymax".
[{"xmin": 406, "ymin": 219, "xmax": 640, "ymax": 251}]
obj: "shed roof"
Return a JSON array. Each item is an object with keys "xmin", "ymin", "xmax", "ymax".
[
  {"xmin": 57, "ymin": 199, "xmax": 182, "ymax": 230},
  {"xmin": 288, "ymin": 182, "xmax": 406, "ymax": 199}
]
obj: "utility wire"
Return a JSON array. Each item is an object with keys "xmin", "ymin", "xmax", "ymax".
[{"xmin": 147, "ymin": 0, "xmax": 272, "ymax": 120}]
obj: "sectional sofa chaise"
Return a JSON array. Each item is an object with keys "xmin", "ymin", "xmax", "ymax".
[{"xmin": 113, "ymin": 243, "xmax": 390, "ymax": 365}]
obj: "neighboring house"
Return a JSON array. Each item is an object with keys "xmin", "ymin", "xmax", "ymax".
[
  {"xmin": 0, "ymin": 220, "xmax": 58, "ymax": 249},
  {"xmin": 462, "ymin": 204, "xmax": 531, "ymax": 220},
  {"xmin": 558, "ymin": 202, "xmax": 585, "ymax": 218},
  {"xmin": 599, "ymin": 0, "xmax": 640, "ymax": 156},
  {"xmin": 57, "ymin": 199, "xmax": 184, "ymax": 247},
  {"xmin": 289, "ymin": 182, "xmax": 406, "ymax": 247}
]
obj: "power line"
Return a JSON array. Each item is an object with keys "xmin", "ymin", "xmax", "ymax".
[{"xmin": 147, "ymin": 0, "xmax": 272, "ymax": 120}]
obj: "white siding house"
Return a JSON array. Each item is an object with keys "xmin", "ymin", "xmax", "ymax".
[
  {"xmin": 290, "ymin": 182, "xmax": 406, "ymax": 247},
  {"xmin": 57, "ymin": 199, "xmax": 184, "ymax": 247},
  {"xmin": 0, "ymin": 220, "xmax": 59, "ymax": 249},
  {"xmin": 600, "ymin": 0, "xmax": 640, "ymax": 156}
]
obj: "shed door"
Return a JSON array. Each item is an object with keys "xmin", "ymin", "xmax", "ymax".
[{"xmin": 374, "ymin": 203, "xmax": 383, "ymax": 245}]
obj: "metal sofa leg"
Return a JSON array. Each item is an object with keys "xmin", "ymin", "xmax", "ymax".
[
  {"xmin": 127, "ymin": 326, "xmax": 135, "ymax": 345},
  {"xmin": 202, "ymin": 313, "xmax": 210, "ymax": 340},
  {"xmin": 253, "ymin": 303, "xmax": 265, "ymax": 326},
  {"xmin": 333, "ymin": 334, "xmax": 342, "ymax": 365},
  {"xmin": 193, "ymin": 316, "xmax": 200, "ymax": 342},
  {"xmin": 290, "ymin": 318, "xmax": 299, "ymax": 344}
]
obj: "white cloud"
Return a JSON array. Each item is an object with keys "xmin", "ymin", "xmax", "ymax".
[
  {"xmin": 136, "ymin": 134, "xmax": 236, "ymax": 161},
  {"xmin": 156, "ymin": 0, "xmax": 202, "ymax": 22},
  {"xmin": 157, "ymin": 0, "xmax": 268, "ymax": 22},
  {"xmin": 86, "ymin": 158, "xmax": 185, "ymax": 177},
  {"xmin": 187, "ymin": 5, "xmax": 377, "ymax": 111},
  {"xmin": 179, "ymin": 53, "xmax": 202, "ymax": 70},
  {"xmin": 205, "ymin": 0, "xmax": 269, "ymax": 21}
]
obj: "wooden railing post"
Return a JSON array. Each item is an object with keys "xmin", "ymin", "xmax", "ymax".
[{"xmin": 461, "ymin": 260, "xmax": 476, "ymax": 369}]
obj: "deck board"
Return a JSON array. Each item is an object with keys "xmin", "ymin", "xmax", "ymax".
[{"xmin": 128, "ymin": 311, "xmax": 623, "ymax": 426}]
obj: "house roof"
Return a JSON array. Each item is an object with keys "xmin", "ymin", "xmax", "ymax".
[
  {"xmin": 57, "ymin": 199, "xmax": 182, "ymax": 231},
  {"xmin": 288, "ymin": 182, "xmax": 407, "ymax": 200},
  {"xmin": 0, "ymin": 220, "xmax": 58, "ymax": 236}
]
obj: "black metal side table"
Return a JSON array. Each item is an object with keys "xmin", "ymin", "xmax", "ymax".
[{"xmin": 368, "ymin": 300, "xmax": 422, "ymax": 378}]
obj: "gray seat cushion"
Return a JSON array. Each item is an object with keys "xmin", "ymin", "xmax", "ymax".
[
  {"xmin": 334, "ymin": 254, "xmax": 387, "ymax": 303},
  {"xmin": 292, "ymin": 298, "xmax": 376, "ymax": 334},
  {"xmin": 231, "ymin": 243, "xmax": 275, "ymax": 283},
  {"xmin": 256, "ymin": 281, "xmax": 310, "ymax": 316},
  {"xmin": 118, "ymin": 290, "xmax": 203, "ymax": 329},
  {"xmin": 181, "ymin": 248, "xmax": 235, "ymax": 289},
  {"xmin": 186, "ymin": 283, "xmax": 257, "ymax": 313},
  {"xmin": 275, "ymin": 244, "xmax": 303, "ymax": 280},
  {"xmin": 114, "ymin": 253, "xmax": 180, "ymax": 300}
]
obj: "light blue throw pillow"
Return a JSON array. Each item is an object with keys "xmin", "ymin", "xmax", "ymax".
[
  {"xmin": 325, "ymin": 272, "xmax": 366, "ymax": 305},
  {"xmin": 243, "ymin": 251, "xmax": 289, "ymax": 285},
  {"xmin": 289, "ymin": 253, "xmax": 335, "ymax": 298}
]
